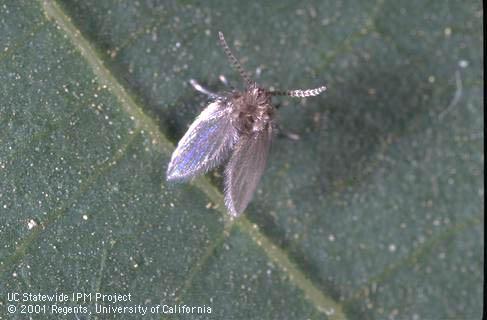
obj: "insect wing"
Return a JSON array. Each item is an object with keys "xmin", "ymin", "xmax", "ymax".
[
  {"xmin": 224, "ymin": 126, "xmax": 272, "ymax": 216},
  {"xmin": 167, "ymin": 101, "xmax": 237, "ymax": 181}
]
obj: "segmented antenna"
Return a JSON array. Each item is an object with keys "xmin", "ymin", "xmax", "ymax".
[
  {"xmin": 270, "ymin": 85, "xmax": 327, "ymax": 97},
  {"xmin": 218, "ymin": 32, "xmax": 253, "ymax": 86}
]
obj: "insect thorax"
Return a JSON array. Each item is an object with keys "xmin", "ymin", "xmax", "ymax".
[{"xmin": 230, "ymin": 86, "xmax": 274, "ymax": 135}]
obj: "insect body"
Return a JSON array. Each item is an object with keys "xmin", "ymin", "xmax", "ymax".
[{"xmin": 167, "ymin": 32, "xmax": 326, "ymax": 216}]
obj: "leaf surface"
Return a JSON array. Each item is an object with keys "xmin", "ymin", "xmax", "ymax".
[{"xmin": 1, "ymin": 1, "xmax": 482, "ymax": 319}]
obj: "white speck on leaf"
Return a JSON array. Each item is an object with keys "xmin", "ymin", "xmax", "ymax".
[
  {"xmin": 458, "ymin": 60, "xmax": 469, "ymax": 68},
  {"xmin": 27, "ymin": 219, "xmax": 38, "ymax": 230}
]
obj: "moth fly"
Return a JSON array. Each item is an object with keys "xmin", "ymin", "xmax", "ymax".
[{"xmin": 167, "ymin": 32, "xmax": 326, "ymax": 217}]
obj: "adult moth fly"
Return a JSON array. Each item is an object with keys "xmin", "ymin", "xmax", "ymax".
[{"xmin": 167, "ymin": 32, "xmax": 326, "ymax": 216}]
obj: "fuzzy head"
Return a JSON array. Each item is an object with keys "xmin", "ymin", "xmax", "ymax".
[{"xmin": 229, "ymin": 85, "xmax": 275, "ymax": 135}]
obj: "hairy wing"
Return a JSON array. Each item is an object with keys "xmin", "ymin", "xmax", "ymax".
[
  {"xmin": 167, "ymin": 101, "xmax": 237, "ymax": 181},
  {"xmin": 224, "ymin": 126, "xmax": 272, "ymax": 216}
]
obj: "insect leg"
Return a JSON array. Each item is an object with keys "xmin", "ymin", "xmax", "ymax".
[
  {"xmin": 275, "ymin": 124, "xmax": 301, "ymax": 141},
  {"xmin": 189, "ymin": 79, "xmax": 221, "ymax": 99},
  {"xmin": 219, "ymin": 74, "xmax": 230, "ymax": 86},
  {"xmin": 218, "ymin": 74, "xmax": 237, "ymax": 91}
]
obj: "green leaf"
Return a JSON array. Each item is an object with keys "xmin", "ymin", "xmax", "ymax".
[{"xmin": 1, "ymin": 1, "xmax": 482, "ymax": 319}]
